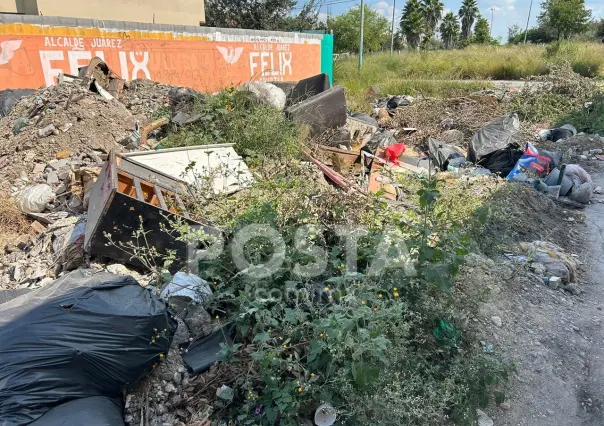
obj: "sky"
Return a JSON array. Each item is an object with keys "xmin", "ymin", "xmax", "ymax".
[{"xmin": 305, "ymin": 0, "xmax": 604, "ymax": 42}]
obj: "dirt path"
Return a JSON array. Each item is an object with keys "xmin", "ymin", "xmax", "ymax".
[{"xmin": 487, "ymin": 169, "xmax": 604, "ymax": 426}]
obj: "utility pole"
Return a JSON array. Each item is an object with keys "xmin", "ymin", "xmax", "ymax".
[
  {"xmin": 359, "ymin": 0, "xmax": 365, "ymax": 69},
  {"xmin": 490, "ymin": 8, "xmax": 494, "ymax": 37},
  {"xmin": 390, "ymin": 0, "xmax": 396, "ymax": 55},
  {"xmin": 524, "ymin": 0, "xmax": 533, "ymax": 44}
]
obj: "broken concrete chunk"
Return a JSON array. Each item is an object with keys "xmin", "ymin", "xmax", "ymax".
[
  {"xmin": 32, "ymin": 163, "xmax": 46, "ymax": 174},
  {"xmin": 38, "ymin": 124, "xmax": 56, "ymax": 138},
  {"xmin": 46, "ymin": 171, "xmax": 59, "ymax": 185}
]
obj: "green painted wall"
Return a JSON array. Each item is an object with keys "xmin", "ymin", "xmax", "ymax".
[{"xmin": 320, "ymin": 33, "xmax": 334, "ymax": 86}]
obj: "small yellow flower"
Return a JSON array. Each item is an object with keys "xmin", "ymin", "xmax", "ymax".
[
  {"xmin": 296, "ymin": 380, "xmax": 301, "ymax": 385},
  {"xmin": 328, "ymin": 295, "xmax": 333, "ymax": 300},
  {"xmin": 319, "ymin": 332, "xmax": 324, "ymax": 337},
  {"xmin": 283, "ymin": 344, "xmax": 287, "ymax": 349},
  {"xmin": 159, "ymin": 353, "xmax": 165, "ymax": 359},
  {"xmin": 298, "ymin": 387, "xmax": 303, "ymax": 393},
  {"xmin": 153, "ymin": 328, "xmax": 158, "ymax": 332},
  {"xmin": 311, "ymin": 373, "xmax": 316, "ymax": 377},
  {"xmin": 378, "ymin": 294, "xmax": 383, "ymax": 299},
  {"xmin": 215, "ymin": 315, "xmax": 220, "ymax": 320},
  {"xmin": 373, "ymin": 307, "xmax": 378, "ymax": 312},
  {"xmin": 393, "ymin": 287, "xmax": 398, "ymax": 291},
  {"xmin": 324, "ymin": 287, "xmax": 329, "ymax": 292},
  {"xmin": 361, "ymin": 300, "xmax": 366, "ymax": 305},
  {"xmin": 394, "ymin": 292, "xmax": 400, "ymax": 298},
  {"xmin": 151, "ymin": 339, "xmax": 156, "ymax": 344},
  {"xmin": 163, "ymin": 328, "xmax": 167, "ymax": 332}
]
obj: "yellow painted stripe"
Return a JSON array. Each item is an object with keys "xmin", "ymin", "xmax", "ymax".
[{"xmin": 0, "ymin": 23, "xmax": 211, "ymax": 41}]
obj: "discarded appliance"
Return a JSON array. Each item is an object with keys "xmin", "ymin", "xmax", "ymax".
[
  {"xmin": 286, "ymin": 86, "xmax": 347, "ymax": 137},
  {"xmin": 0, "ymin": 269, "xmax": 176, "ymax": 425},
  {"xmin": 79, "ymin": 57, "xmax": 125, "ymax": 100},
  {"xmin": 122, "ymin": 144, "xmax": 253, "ymax": 194},
  {"xmin": 84, "ymin": 152, "xmax": 214, "ymax": 270}
]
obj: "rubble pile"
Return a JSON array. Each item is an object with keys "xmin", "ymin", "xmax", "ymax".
[
  {"xmin": 121, "ymin": 79, "xmax": 174, "ymax": 116},
  {"xmin": 0, "ymin": 81, "xmax": 139, "ymax": 184},
  {"xmin": 1, "ymin": 59, "xmax": 604, "ymax": 426}
]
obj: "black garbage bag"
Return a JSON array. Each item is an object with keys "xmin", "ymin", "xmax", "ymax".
[
  {"xmin": 0, "ymin": 269, "xmax": 177, "ymax": 425},
  {"xmin": 468, "ymin": 114, "xmax": 520, "ymax": 163},
  {"xmin": 0, "ymin": 89, "xmax": 35, "ymax": 117},
  {"xmin": 477, "ymin": 146, "xmax": 523, "ymax": 177},
  {"xmin": 428, "ymin": 138, "xmax": 466, "ymax": 170},
  {"xmin": 387, "ymin": 95, "xmax": 411, "ymax": 110},
  {"xmin": 28, "ymin": 397, "xmax": 124, "ymax": 426}
]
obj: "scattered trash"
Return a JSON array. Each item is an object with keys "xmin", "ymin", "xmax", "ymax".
[
  {"xmin": 468, "ymin": 114, "xmax": 522, "ymax": 176},
  {"xmin": 384, "ymin": 142, "xmax": 407, "ymax": 165},
  {"xmin": 79, "ymin": 57, "xmax": 125, "ymax": 100},
  {"xmin": 286, "ymin": 86, "xmax": 347, "ymax": 137},
  {"xmin": 286, "ymin": 73, "xmax": 331, "ymax": 107},
  {"xmin": 15, "ymin": 184, "xmax": 54, "ymax": 213},
  {"xmin": 242, "ymin": 82, "xmax": 287, "ymax": 110},
  {"xmin": 538, "ymin": 124, "xmax": 577, "ymax": 142},
  {"xmin": 84, "ymin": 152, "xmax": 211, "ymax": 270},
  {"xmin": 428, "ymin": 138, "xmax": 466, "ymax": 170},
  {"xmin": 0, "ymin": 270, "xmax": 176, "ymax": 424},
  {"xmin": 0, "ymin": 88, "xmax": 36, "ymax": 117},
  {"xmin": 123, "ymin": 144, "xmax": 253, "ymax": 194},
  {"xmin": 507, "ymin": 143, "xmax": 552, "ymax": 181},
  {"xmin": 181, "ymin": 328, "xmax": 233, "ymax": 375},
  {"xmin": 161, "ymin": 271, "xmax": 212, "ymax": 305},
  {"xmin": 314, "ymin": 403, "xmax": 337, "ymax": 426},
  {"xmin": 519, "ymin": 241, "xmax": 577, "ymax": 284}
]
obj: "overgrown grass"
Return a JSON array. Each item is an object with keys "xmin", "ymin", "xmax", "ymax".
[
  {"xmin": 336, "ymin": 42, "xmax": 604, "ymax": 82},
  {"xmin": 336, "ymin": 42, "xmax": 604, "ymax": 111},
  {"xmin": 160, "ymin": 90, "xmax": 302, "ymax": 159}
]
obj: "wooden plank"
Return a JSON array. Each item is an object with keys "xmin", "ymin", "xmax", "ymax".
[
  {"xmin": 154, "ymin": 185, "xmax": 168, "ymax": 210},
  {"xmin": 132, "ymin": 176, "xmax": 144, "ymax": 201}
]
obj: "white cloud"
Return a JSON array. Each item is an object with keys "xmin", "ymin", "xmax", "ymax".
[{"xmin": 506, "ymin": 0, "xmax": 515, "ymax": 11}]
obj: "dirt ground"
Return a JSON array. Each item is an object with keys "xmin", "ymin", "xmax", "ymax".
[{"xmin": 480, "ymin": 162, "xmax": 604, "ymax": 426}]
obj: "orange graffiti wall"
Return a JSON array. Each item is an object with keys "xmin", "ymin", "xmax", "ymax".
[{"xmin": 0, "ymin": 25, "xmax": 322, "ymax": 92}]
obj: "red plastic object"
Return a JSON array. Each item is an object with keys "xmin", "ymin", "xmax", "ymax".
[{"xmin": 384, "ymin": 143, "xmax": 406, "ymax": 165}]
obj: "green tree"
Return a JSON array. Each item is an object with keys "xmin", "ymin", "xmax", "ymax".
[
  {"xmin": 440, "ymin": 12, "xmax": 460, "ymax": 49},
  {"xmin": 401, "ymin": 0, "xmax": 425, "ymax": 50},
  {"xmin": 507, "ymin": 23, "xmax": 522, "ymax": 43},
  {"xmin": 422, "ymin": 0, "xmax": 444, "ymax": 39},
  {"xmin": 538, "ymin": 0, "xmax": 592, "ymax": 40},
  {"xmin": 328, "ymin": 5, "xmax": 390, "ymax": 53},
  {"xmin": 473, "ymin": 15, "xmax": 491, "ymax": 43},
  {"xmin": 459, "ymin": 0, "xmax": 479, "ymax": 40},
  {"xmin": 280, "ymin": 0, "xmax": 325, "ymax": 31},
  {"xmin": 205, "ymin": 0, "xmax": 295, "ymax": 29}
]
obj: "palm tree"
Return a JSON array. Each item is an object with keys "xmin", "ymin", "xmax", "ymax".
[
  {"xmin": 401, "ymin": 0, "xmax": 425, "ymax": 49},
  {"xmin": 459, "ymin": 0, "xmax": 479, "ymax": 40},
  {"xmin": 421, "ymin": 0, "xmax": 444, "ymax": 39},
  {"xmin": 440, "ymin": 12, "xmax": 460, "ymax": 49}
]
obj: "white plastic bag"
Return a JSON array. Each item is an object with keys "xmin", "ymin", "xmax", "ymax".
[
  {"xmin": 243, "ymin": 82, "xmax": 287, "ymax": 110},
  {"xmin": 160, "ymin": 272, "xmax": 212, "ymax": 304},
  {"xmin": 15, "ymin": 184, "xmax": 54, "ymax": 213}
]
